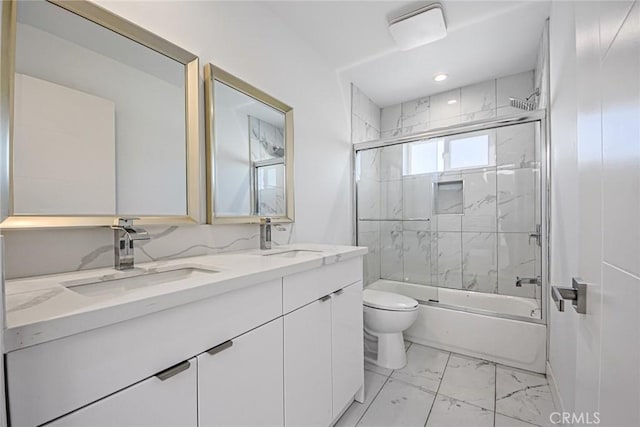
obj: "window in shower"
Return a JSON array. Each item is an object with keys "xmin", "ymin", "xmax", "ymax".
[
  {"xmin": 446, "ymin": 134, "xmax": 490, "ymax": 169},
  {"xmin": 403, "ymin": 140, "xmax": 439, "ymax": 175}
]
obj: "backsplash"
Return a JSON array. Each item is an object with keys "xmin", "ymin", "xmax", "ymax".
[{"xmin": 2, "ymin": 223, "xmax": 295, "ymax": 279}]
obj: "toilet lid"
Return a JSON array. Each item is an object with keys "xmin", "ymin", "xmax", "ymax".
[{"xmin": 363, "ymin": 289, "xmax": 418, "ymax": 311}]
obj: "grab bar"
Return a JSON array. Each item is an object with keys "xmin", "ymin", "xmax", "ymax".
[{"xmin": 552, "ymin": 277, "xmax": 587, "ymax": 314}]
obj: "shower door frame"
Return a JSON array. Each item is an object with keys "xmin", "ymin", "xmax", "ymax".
[{"xmin": 352, "ymin": 110, "xmax": 549, "ymax": 326}]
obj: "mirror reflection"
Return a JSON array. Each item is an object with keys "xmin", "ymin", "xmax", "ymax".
[
  {"xmin": 214, "ymin": 81, "xmax": 285, "ymax": 217},
  {"xmin": 206, "ymin": 64, "xmax": 294, "ymax": 223},
  {"xmin": 10, "ymin": 0, "xmax": 193, "ymax": 218}
]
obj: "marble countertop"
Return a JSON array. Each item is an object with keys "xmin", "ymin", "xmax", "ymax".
[{"xmin": 4, "ymin": 243, "xmax": 367, "ymax": 352}]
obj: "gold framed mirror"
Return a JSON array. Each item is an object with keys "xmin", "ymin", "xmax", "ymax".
[
  {"xmin": 205, "ymin": 64, "xmax": 294, "ymax": 224},
  {"xmin": 0, "ymin": 0, "xmax": 200, "ymax": 228}
]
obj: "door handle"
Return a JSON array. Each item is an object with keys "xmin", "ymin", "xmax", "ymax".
[
  {"xmin": 319, "ymin": 295, "xmax": 331, "ymax": 302},
  {"xmin": 206, "ymin": 340, "xmax": 233, "ymax": 356},
  {"xmin": 156, "ymin": 360, "xmax": 191, "ymax": 381},
  {"xmin": 552, "ymin": 277, "xmax": 587, "ymax": 314},
  {"xmin": 333, "ymin": 289, "xmax": 344, "ymax": 296}
]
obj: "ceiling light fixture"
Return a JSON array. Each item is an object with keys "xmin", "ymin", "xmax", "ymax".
[
  {"xmin": 433, "ymin": 73, "xmax": 448, "ymax": 82},
  {"xmin": 388, "ymin": 3, "xmax": 447, "ymax": 51}
]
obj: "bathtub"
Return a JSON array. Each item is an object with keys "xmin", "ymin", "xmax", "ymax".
[{"xmin": 367, "ymin": 279, "xmax": 547, "ymax": 373}]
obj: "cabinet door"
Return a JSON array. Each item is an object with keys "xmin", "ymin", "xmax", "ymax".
[
  {"xmin": 46, "ymin": 358, "xmax": 197, "ymax": 427},
  {"xmin": 198, "ymin": 318, "xmax": 284, "ymax": 427},
  {"xmin": 331, "ymin": 282, "xmax": 364, "ymax": 417},
  {"xmin": 284, "ymin": 298, "xmax": 333, "ymax": 427}
]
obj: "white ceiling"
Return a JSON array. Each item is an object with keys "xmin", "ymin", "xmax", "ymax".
[{"xmin": 264, "ymin": 1, "xmax": 550, "ymax": 107}]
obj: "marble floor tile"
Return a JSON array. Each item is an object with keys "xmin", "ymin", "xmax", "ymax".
[
  {"xmin": 495, "ymin": 413, "xmax": 540, "ymax": 427},
  {"xmin": 438, "ymin": 354, "xmax": 496, "ymax": 410},
  {"xmin": 391, "ymin": 344, "xmax": 450, "ymax": 392},
  {"xmin": 425, "ymin": 395, "xmax": 494, "ymax": 427},
  {"xmin": 334, "ymin": 370, "xmax": 388, "ymax": 427},
  {"xmin": 496, "ymin": 366, "xmax": 555, "ymax": 427},
  {"xmin": 357, "ymin": 378, "xmax": 435, "ymax": 427}
]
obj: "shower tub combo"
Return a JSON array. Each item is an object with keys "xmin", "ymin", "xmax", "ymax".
[
  {"xmin": 355, "ymin": 112, "xmax": 548, "ymax": 374},
  {"xmin": 368, "ymin": 279, "xmax": 546, "ymax": 372}
]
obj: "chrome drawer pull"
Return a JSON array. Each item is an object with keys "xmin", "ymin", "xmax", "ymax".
[
  {"xmin": 206, "ymin": 340, "xmax": 233, "ymax": 356},
  {"xmin": 333, "ymin": 289, "xmax": 344, "ymax": 296},
  {"xmin": 320, "ymin": 295, "xmax": 331, "ymax": 302},
  {"xmin": 156, "ymin": 360, "xmax": 190, "ymax": 381}
]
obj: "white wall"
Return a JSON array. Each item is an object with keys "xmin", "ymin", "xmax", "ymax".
[
  {"xmin": 16, "ymin": 20, "xmax": 186, "ymax": 216},
  {"xmin": 548, "ymin": 1, "xmax": 640, "ymax": 425},
  {"xmin": 2, "ymin": 1, "xmax": 352, "ymax": 279},
  {"xmin": 548, "ymin": 0, "xmax": 579, "ymax": 413}
]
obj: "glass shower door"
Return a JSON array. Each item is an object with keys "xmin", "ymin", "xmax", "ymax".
[{"xmin": 355, "ymin": 120, "xmax": 543, "ymax": 321}]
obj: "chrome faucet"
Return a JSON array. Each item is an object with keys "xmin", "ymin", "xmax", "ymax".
[
  {"xmin": 516, "ymin": 276, "xmax": 541, "ymax": 287},
  {"xmin": 112, "ymin": 217, "xmax": 150, "ymax": 270},
  {"xmin": 260, "ymin": 217, "xmax": 272, "ymax": 250}
]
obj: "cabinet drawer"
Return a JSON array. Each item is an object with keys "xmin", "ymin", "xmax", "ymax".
[
  {"xmin": 283, "ymin": 258, "xmax": 362, "ymax": 313},
  {"xmin": 7, "ymin": 279, "xmax": 282, "ymax": 427},
  {"xmin": 45, "ymin": 358, "xmax": 197, "ymax": 427}
]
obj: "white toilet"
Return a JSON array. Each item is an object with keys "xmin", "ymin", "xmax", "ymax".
[{"xmin": 363, "ymin": 289, "xmax": 419, "ymax": 369}]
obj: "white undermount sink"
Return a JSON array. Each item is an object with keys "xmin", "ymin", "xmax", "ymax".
[
  {"xmin": 62, "ymin": 265, "xmax": 219, "ymax": 298},
  {"xmin": 262, "ymin": 249, "xmax": 324, "ymax": 258}
]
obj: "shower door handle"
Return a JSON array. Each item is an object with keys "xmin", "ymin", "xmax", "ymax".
[{"xmin": 552, "ymin": 278, "xmax": 587, "ymax": 314}]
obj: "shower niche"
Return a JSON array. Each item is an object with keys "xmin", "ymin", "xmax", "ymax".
[{"xmin": 433, "ymin": 180, "xmax": 464, "ymax": 215}]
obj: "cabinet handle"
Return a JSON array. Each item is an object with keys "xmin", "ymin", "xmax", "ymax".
[
  {"xmin": 206, "ymin": 340, "xmax": 233, "ymax": 356},
  {"xmin": 156, "ymin": 360, "xmax": 191, "ymax": 381},
  {"xmin": 333, "ymin": 289, "xmax": 344, "ymax": 296},
  {"xmin": 319, "ymin": 295, "xmax": 331, "ymax": 302}
]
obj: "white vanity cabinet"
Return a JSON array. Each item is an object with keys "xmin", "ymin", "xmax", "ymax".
[
  {"xmin": 6, "ymin": 278, "xmax": 283, "ymax": 427},
  {"xmin": 284, "ymin": 296, "xmax": 334, "ymax": 427},
  {"xmin": 198, "ymin": 317, "xmax": 284, "ymax": 427},
  {"xmin": 283, "ymin": 258, "xmax": 364, "ymax": 426},
  {"xmin": 331, "ymin": 281, "xmax": 365, "ymax": 418},
  {"xmin": 46, "ymin": 358, "xmax": 197, "ymax": 427},
  {"xmin": 5, "ymin": 251, "xmax": 365, "ymax": 427}
]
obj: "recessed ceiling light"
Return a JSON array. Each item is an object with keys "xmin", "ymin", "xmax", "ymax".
[
  {"xmin": 433, "ymin": 73, "xmax": 448, "ymax": 82},
  {"xmin": 447, "ymin": 99, "xmax": 457, "ymax": 105}
]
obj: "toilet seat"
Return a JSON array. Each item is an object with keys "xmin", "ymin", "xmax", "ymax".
[{"xmin": 363, "ymin": 289, "xmax": 418, "ymax": 311}]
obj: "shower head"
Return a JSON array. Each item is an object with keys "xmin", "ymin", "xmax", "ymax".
[{"xmin": 509, "ymin": 88, "xmax": 540, "ymax": 111}]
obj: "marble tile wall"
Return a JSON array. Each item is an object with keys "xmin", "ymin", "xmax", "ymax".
[
  {"xmin": 357, "ymin": 120, "xmax": 541, "ymax": 298},
  {"xmin": 380, "ymin": 70, "xmax": 535, "ymax": 139},
  {"xmin": 352, "ymin": 85, "xmax": 382, "ymax": 283},
  {"xmin": 351, "ymin": 84, "xmax": 381, "ymax": 144},
  {"xmin": 354, "ymin": 73, "xmax": 540, "ymax": 296}
]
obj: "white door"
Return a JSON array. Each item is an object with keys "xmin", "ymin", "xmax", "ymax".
[
  {"xmin": 46, "ymin": 358, "xmax": 197, "ymax": 427},
  {"xmin": 573, "ymin": 2, "xmax": 640, "ymax": 425},
  {"xmin": 284, "ymin": 297, "xmax": 333, "ymax": 427},
  {"xmin": 331, "ymin": 282, "xmax": 364, "ymax": 417},
  {"xmin": 549, "ymin": 3, "xmax": 640, "ymax": 426},
  {"xmin": 198, "ymin": 318, "xmax": 284, "ymax": 427}
]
